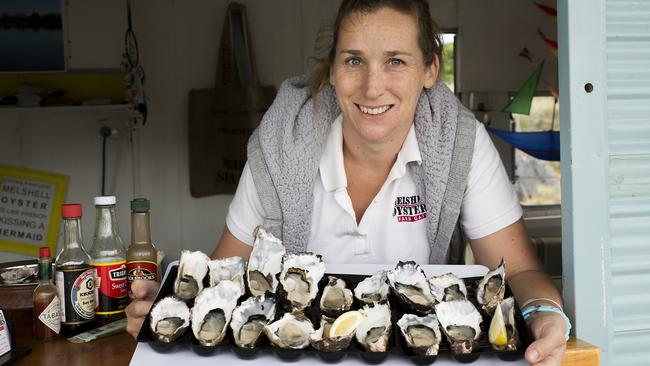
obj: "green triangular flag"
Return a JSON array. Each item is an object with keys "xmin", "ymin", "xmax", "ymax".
[{"xmin": 502, "ymin": 61, "xmax": 545, "ymax": 115}]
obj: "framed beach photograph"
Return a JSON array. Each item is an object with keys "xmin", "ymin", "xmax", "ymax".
[{"xmin": 0, "ymin": 0, "xmax": 66, "ymax": 73}]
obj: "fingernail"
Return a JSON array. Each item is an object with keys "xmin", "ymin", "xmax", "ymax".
[{"xmin": 529, "ymin": 349, "xmax": 539, "ymax": 362}]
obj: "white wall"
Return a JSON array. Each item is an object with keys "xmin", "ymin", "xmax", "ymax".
[{"xmin": 0, "ymin": 0, "xmax": 556, "ymax": 266}]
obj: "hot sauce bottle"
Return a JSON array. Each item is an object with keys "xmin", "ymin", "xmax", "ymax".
[
  {"xmin": 33, "ymin": 246, "xmax": 61, "ymax": 340},
  {"xmin": 55, "ymin": 203, "xmax": 95, "ymax": 336},
  {"xmin": 89, "ymin": 196, "xmax": 127, "ymax": 326},
  {"xmin": 126, "ymin": 198, "xmax": 158, "ymax": 289}
]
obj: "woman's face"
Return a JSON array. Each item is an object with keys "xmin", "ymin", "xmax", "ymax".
[{"xmin": 330, "ymin": 7, "xmax": 437, "ymax": 147}]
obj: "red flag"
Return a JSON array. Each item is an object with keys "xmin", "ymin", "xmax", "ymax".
[
  {"xmin": 519, "ymin": 47, "xmax": 534, "ymax": 63},
  {"xmin": 534, "ymin": 2, "xmax": 557, "ymax": 20},
  {"xmin": 538, "ymin": 29, "xmax": 558, "ymax": 56}
]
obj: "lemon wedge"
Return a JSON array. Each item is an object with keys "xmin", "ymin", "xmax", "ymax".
[
  {"xmin": 330, "ymin": 310, "xmax": 366, "ymax": 337},
  {"xmin": 488, "ymin": 302, "xmax": 508, "ymax": 347}
]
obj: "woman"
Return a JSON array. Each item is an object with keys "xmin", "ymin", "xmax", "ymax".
[{"xmin": 128, "ymin": 1, "xmax": 569, "ymax": 364}]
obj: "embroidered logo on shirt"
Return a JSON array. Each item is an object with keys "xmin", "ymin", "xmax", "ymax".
[{"xmin": 392, "ymin": 195, "xmax": 427, "ymax": 222}]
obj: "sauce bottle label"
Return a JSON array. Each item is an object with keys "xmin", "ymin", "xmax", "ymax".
[
  {"xmin": 56, "ymin": 268, "xmax": 95, "ymax": 322},
  {"xmin": 38, "ymin": 297, "xmax": 61, "ymax": 334},
  {"xmin": 92, "ymin": 262, "xmax": 127, "ymax": 314},
  {"xmin": 127, "ymin": 261, "xmax": 158, "ymax": 283}
]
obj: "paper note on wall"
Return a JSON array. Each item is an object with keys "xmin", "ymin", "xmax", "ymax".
[{"xmin": 0, "ymin": 165, "xmax": 68, "ymax": 257}]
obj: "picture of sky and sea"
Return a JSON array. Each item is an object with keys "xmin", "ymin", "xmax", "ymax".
[{"xmin": 0, "ymin": 0, "xmax": 64, "ymax": 72}]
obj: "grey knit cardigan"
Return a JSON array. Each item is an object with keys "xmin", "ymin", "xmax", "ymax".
[{"xmin": 246, "ymin": 76, "xmax": 476, "ymax": 264}]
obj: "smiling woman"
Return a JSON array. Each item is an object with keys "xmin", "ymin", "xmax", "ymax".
[{"xmin": 127, "ymin": 1, "xmax": 570, "ymax": 364}]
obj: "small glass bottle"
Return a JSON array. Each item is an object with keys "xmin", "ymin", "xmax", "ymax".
[
  {"xmin": 126, "ymin": 198, "xmax": 158, "ymax": 289},
  {"xmin": 55, "ymin": 203, "xmax": 95, "ymax": 336},
  {"xmin": 89, "ymin": 196, "xmax": 127, "ymax": 326},
  {"xmin": 33, "ymin": 246, "xmax": 61, "ymax": 341}
]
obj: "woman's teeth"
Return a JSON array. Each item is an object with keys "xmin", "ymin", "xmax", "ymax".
[{"xmin": 359, "ymin": 105, "xmax": 391, "ymax": 115}]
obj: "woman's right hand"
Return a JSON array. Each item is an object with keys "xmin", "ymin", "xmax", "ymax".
[{"xmin": 126, "ymin": 280, "xmax": 159, "ymax": 339}]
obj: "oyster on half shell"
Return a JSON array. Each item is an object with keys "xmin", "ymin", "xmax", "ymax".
[
  {"xmin": 428, "ymin": 272, "xmax": 467, "ymax": 303},
  {"xmin": 230, "ymin": 295, "xmax": 277, "ymax": 348},
  {"xmin": 174, "ymin": 250, "xmax": 210, "ymax": 300},
  {"xmin": 397, "ymin": 314, "xmax": 442, "ymax": 356},
  {"xmin": 191, "ymin": 279, "xmax": 243, "ymax": 346},
  {"xmin": 435, "ymin": 300, "xmax": 483, "ymax": 355},
  {"xmin": 356, "ymin": 303, "xmax": 392, "ymax": 352},
  {"xmin": 278, "ymin": 253, "xmax": 326, "ymax": 311},
  {"xmin": 353, "ymin": 270, "xmax": 390, "ymax": 304},
  {"xmin": 208, "ymin": 256, "xmax": 246, "ymax": 294},
  {"xmin": 488, "ymin": 297, "xmax": 519, "ymax": 351},
  {"xmin": 387, "ymin": 261, "xmax": 436, "ymax": 314},
  {"xmin": 476, "ymin": 260, "xmax": 506, "ymax": 315},
  {"xmin": 149, "ymin": 296, "xmax": 191, "ymax": 343},
  {"xmin": 246, "ymin": 227, "xmax": 286, "ymax": 296},
  {"xmin": 263, "ymin": 312, "xmax": 315, "ymax": 349},
  {"xmin": 320, "ymin": 276, "xmax": 353, "ymax": 316},
  {"xmin": 309, "ymin": 315, "xmax": 355, "ymax": 352}
]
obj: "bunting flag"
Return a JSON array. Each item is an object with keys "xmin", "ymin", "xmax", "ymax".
[
  {"xmin": 534, "ymin": 2, "xmax": 557, "ymax": 21},
  {"xmin": 538, "ymin": 29, "xmax": 558, "ymax": 56},
  {"xmin": 502, "ymin": 61, "xmax": 545, "ymax": 115},
  {"xmin": 519, "ymin": 47, "xmax": 534, "ymax": 63},
  {"xmin": 487, "ymin": 128, "xmax": 560, "ymax": 161}
]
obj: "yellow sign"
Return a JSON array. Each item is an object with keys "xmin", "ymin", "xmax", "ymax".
[{"xmin": 0, "ymin": 165, "xmax": 68, "ymax": 257}]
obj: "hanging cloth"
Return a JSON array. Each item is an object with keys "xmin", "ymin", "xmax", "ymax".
[{"xmin": 487, "ymin": 128, "xmax": 560, "ymax": 161}]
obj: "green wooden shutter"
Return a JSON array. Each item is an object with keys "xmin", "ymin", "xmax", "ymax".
[{"xmin": 560, "ymin": 0, "xmax": 650, "ymax": 365}]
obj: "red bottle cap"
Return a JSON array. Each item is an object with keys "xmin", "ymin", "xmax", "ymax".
[
  {"xmin": 39, "ymin": 246, "xmax": 51, "ymax": 257},
  {"xmin": 62, "ymin": 203, "xmax": 82, "ymax": 218}
]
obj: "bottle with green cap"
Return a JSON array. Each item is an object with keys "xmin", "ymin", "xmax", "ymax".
[{"xmin": 126, "ymin": 198, "xmax": 158, "ymax": 291}]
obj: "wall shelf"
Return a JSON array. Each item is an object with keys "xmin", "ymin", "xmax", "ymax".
[{"xmin": 0, "ymin": 104, "xmax": 133, "ymax": 120}]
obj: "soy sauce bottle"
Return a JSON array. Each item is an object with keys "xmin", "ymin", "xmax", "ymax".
[{"xmin": 55, "ymin": 203, "xmax": 95, "ymax": 336}]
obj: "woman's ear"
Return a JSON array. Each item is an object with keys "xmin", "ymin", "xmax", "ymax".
[{"xmin": 424, "ymin": 55, "xmax": 440, "ymax": 89}]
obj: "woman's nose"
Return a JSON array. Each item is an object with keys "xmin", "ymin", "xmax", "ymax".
[{"xmin": 363, "ymin": 67, "xmax": 386, "ymax": 99}]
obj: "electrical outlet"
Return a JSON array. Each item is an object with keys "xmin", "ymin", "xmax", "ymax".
[{"xmin": 96, "ymin": 118, "xmax": 133, "ymax": 140}]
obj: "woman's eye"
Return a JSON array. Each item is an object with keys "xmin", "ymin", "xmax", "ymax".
[
  {"xmin": 389, "ymin": 58, "xmax": 404, "ymax": 66},
  {"xmin": 347, "ymin": 58, "xmax": 362, "ymax": 66}
]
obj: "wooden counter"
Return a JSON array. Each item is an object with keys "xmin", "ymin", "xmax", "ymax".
[{"xmin": 8, "ymin": 330, "xmax": 598, "ymax": 366}]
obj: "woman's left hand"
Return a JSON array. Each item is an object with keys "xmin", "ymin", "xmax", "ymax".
[{"xmin": 524, "ymin": 311, "xmax": 568, "ymax": 365}]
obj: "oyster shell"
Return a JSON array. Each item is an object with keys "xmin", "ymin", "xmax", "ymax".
[
  {"xmin": 174, "ymin": 250, "xmax": 210, "ymax": 300},
  {"xmin": 476, "ymin": 260, "xmax": 506, "ymax": 315},
  {"xmin": 435, "ymin": 300, "xmax": 482, "ymax": 354},
  {"xmin": 149, "ymin": 296, "xmax": 191, "ymax": 342},
  {"xmin": 230, "ymin": 295, "xmax": 277, "ymax": 348},
  {"xmin": 387, "ymin": 261, "xmax": 435, "ymax": 314},
  {"xmin": 309, "ymin": 315, "xmax": 355, "ymax": 352},
  {"xmin": 278, "ymin": 253, "xmax": 326, "ymax": 311},
  {"xmin": 428, "ymin": 273, "xmax": 467, "ymax": 302},
  {"xmin": 488, "ymin": 297, "xmax": 519, "ymax": 351},
  {"xmin": 247, "ymin": 227, "xmax": 286, "ymax": 296},
  {"xmin": 263, "ymin": 312, "xmax": 315, "ymax": 349},
  {"xmin": 191, "ymin": 280, "xmax": 243, "ymax": 346},
  {"xmin": 0, "ymin": 265, "xmax": 37, "ymax": 284},
  {"xmin": 353, "ymin": 270, "xmax": 390, "ymax": 304},
  {"xmin": 397, "ymin": 314, "xmax": 442, "ymax": 356},
  {"xmin": 208, "ymin": 256, "xmax": 246, "ymax": 294},
  {"xmin": 356, "ymin": 303, "xmax": 392, "ymax": 352},
  {"xmin": 320, "ymin": 276, "xmax": 353, "ymax": 316}
]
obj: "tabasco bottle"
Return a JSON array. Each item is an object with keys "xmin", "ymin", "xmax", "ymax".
[
  {"xmin": 55, "ymin": 203, "xmax": 95, "ymax": 336},
  {"xmin": 126, "ymin": 198, "xmax": 158, "ymax": 288},
  {"xmin": 33, "ymin": 246, "xmax": 61, "ymax": 340},
  {"xmin": 89, "ymin": 196, "xmax": 127, "ymax": 326}
]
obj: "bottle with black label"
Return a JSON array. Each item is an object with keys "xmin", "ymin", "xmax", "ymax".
[
  {"xmin": 126, "ymin": 198, "xmax": 158, "ymax": 289},
  {"xmin": 89, "ymin": 196, "xmax": 127, "ymax": 326},
  {"xmin": 55, "ymin": 203, "xmax": 96, "ymax": 336}
]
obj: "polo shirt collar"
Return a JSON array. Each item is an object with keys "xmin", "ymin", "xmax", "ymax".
[{"xmin": 319, "ymin": 115, "xmax": 422, "ymax": 192}]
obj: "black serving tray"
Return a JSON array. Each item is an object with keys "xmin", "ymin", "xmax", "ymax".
[{"xmin": 137, "ymin": 264, "xmax": 533, "ymax": 364}]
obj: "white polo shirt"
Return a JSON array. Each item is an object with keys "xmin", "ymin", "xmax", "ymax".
[{"xmin": 226, "ymin": 116, "xmax": 522, "ymax": 264}]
